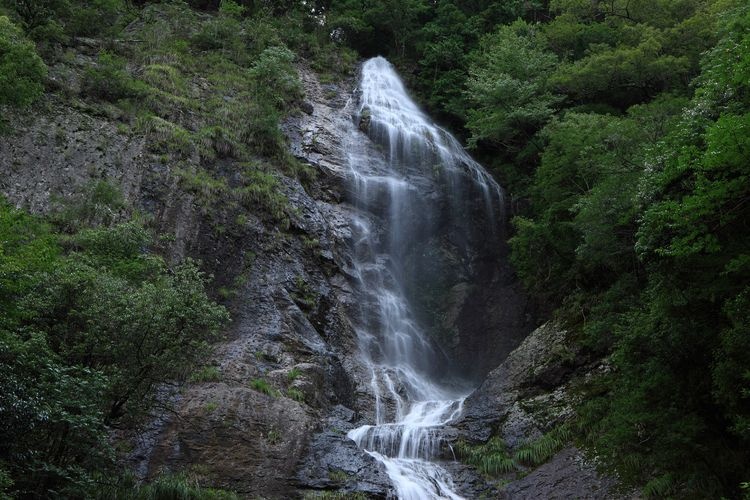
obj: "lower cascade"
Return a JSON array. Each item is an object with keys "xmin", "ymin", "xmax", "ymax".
[{"xmin": 344, "ymin": 57, "xmax": 504, "ymax": 499}]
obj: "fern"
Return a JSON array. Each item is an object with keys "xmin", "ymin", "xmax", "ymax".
[
  {"xmin": 643, "ymin": 474, "xmax": 675, "ymax": 498},
  {"xmin": 456, "ymin": 437, "xmax": 518, "ymax": 477},
  {"xmin": 513, "ymin": 425, "xmax": 573, "ymax": 467},
  {"xmin": 481, "ymin": 455, "xmax": 517, "ymax": 475}
]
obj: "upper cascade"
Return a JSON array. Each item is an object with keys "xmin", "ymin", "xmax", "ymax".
[{"xmin": 359, "ymin": 56, "xmax": 503, "ymax": 209}]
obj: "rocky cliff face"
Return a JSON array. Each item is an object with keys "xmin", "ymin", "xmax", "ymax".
[
  {"xmin": 1, "ymin": 53, "xmax": 388, "ymax": 497},
  {"xmin": 1, "ymin": 44, "xmax": 571, "ymax": 498}
]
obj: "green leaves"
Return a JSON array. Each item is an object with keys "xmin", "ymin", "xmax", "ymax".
[
  {"xmin": 0, "ymin": 15, "xmax": 46, "ymax": 108},
  {"xmin": 0, "ymin": 199, "xmax": 229, "ymax": 496},
  {"xmin": 0, "ymin": 329, "xmax": 110, "ymax": 498},
  {"xmin": 549, "ymin": 35, "xmax": 690, "ymax": 108},
  {"xmin": 248, "ymin": 45, "xmax": 302, "ymax": 110},
  {"xmin": 82, "ymin": 52, "xmax": 147, "ymax": 102},
  {"xmin": 567, "ymin": 5, "xmax": 750, "ymax": 496},
  {"xmin": 465, "ymin": 20, "xmax": 561, "ymax": 149}
]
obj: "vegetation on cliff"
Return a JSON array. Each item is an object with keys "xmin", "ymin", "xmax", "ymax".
[
  {"xmin": 1, "ymin": 0, "xmax": 748, "ymax": 497},
  {"xmin": 0, "ymin": 0, "xmax": 351, "ymax": 497},
  {"xmin": 0, "ymin": 192, "xmax": 229, "ymax": 497}
]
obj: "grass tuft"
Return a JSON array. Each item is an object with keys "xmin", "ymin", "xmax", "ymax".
[{"xmin": 250, "ymin": 378, "xmax": 278, "ymax": 397}]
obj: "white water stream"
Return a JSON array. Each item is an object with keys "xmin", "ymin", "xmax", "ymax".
[{"xmin": 345, "ymin": 57, "xmax": 503, "ymax": 499}]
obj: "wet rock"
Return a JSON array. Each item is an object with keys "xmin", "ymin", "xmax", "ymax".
[
  {"xmin": 441, "ymin": 461, "xmax": 498, "ymax": 499},
  {"xmin": 358, "ymin": 106, "xmax": 372, "ymax": 133},
  {"xmin": 498, "ymin": 447, "xmax": 620, "ymax": 500},
  {"xmin": 456, "ymin": 322, "xmax": 572, "ymax": 442},
  {"xmin": 300, "ymin": 100, "xmax": 314, "ymax": 115},
  {"xmin": 296, "ymin": 429, "xmax": 393, "ymax": 498},
  {"xmin": 146, "ymin": 384, "xmax": 316, "ymax": 497},
  {"xmin": 0, "ymin": 49, "xmax": 572, "ymax": 498},
  {"xmin": 296, "ymin": 405, "xmax": 392, "ymax": 497}
]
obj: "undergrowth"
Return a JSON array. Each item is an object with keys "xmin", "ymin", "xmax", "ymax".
[{"xmin": 457, "ymin": 424, "xmax": 573, "ymax": 477}]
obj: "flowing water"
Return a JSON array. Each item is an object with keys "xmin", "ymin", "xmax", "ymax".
[{"xmin": 344, "ymin": 57, "xmax": 504, "ymax": 499}]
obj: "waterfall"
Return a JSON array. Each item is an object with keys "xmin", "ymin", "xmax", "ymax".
[{"xmin": 345, "ymin": 57, "xmax": 504, "ymax": 499}]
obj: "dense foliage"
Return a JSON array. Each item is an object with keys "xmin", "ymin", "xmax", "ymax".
[
  {"xmin": 0, "ymin": 193, "xmax": 229, "ymax": 497},
  {"xmin": 0, "ymin": 15, "xmax": 46, "ymax": 108}
]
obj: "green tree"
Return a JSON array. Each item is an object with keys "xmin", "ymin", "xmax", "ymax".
[
  {"xmin": 413, "ymin": 0, "xmax": 475, "ymax": 121},
  {"xmin": 465, "ymin": 20, "xmax": 561, "ymax": 153},
  {"xmin": 23, "ymin": 222, "xmax": 229, "ymax": 420},
  {"xmin": 0, "ymin": 199, "xmax": 229, "ymax": 496},
  {"xmin": 549, "ymin": 32, "xmax": 690, "ymax": 108},
  {"xmin": 0, "ymin": 331, "xmax": 110, "ymax": 498},
  {"xmin": 248, "ymin": 45, "xmax": 302, "ymax": 109},
  {"xmin": 0, "ymin": 15, "xmax": 46, "ymax": 108},
  {"xmin": 327, "ymin": 0, "xmax": 428, "ymax": 57},
  {"xmin": 578, "ymin": 5, "xmax": 750, "ymax": 495}
]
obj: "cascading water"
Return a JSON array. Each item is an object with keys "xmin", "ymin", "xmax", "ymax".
[{"xmin": 344, "ymin": 57, "xmax": 504, "ymax": 499}]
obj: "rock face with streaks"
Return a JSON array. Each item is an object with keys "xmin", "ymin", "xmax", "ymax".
[{"xmin": 136, "ymin": 66, "xmax": 394, "ymax": 497}]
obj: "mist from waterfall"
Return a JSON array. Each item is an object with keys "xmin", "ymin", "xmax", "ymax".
[{"xmin": 345, "ymin": 56, "xmax": 504, "ymax": 499}]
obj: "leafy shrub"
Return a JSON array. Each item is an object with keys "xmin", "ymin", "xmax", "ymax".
[
  {"xmin": 50, "ymin": 179, "xmax": 126, "ymax": 231},
  {"xmin": 6, "ymin": 0, "xmax": 127, "ymax": 38},
  {"xmin": 65, "ymin": 0, "xmax": 127, "ymax": 38},
  {"xmin": 248, "ymin": 45, "xmax": 302, "ymax": 110},
  {"xmin": 3, "ymin": 0, "xmax": 64, "ymax": 29},
  {"xmin": 0, "ymin": 330, "xmax": 111, "ymax": 498},
  {"xmin": 25, "ymin": 234, "xmax": 229, "ymax": 420},
  {"xmin": 241, "ymin": 15, "xmax": 283, "ymax": 58},
  {"xmin": 83, "ymin": 52, "xmax": 147, "ymax": 101},
  {"xmin": 191, "ymin": 8, "xmax": 243, "ymax": 59},
  {"xmin": 0, "ymin": 199, "xmax": 229, "ymax": 496},
  {"xmin": 0, "ymin": 15, "xmax": 46, "ymax": 108}
]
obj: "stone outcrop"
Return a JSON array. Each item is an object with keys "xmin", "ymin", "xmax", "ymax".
[
  {"xmin": 498, "ymin": 447, "xmax": 617, "ymax": 500},
  {"xmin": 455, "ymin": 321, "xmax": 626, "ymax": 499}
]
